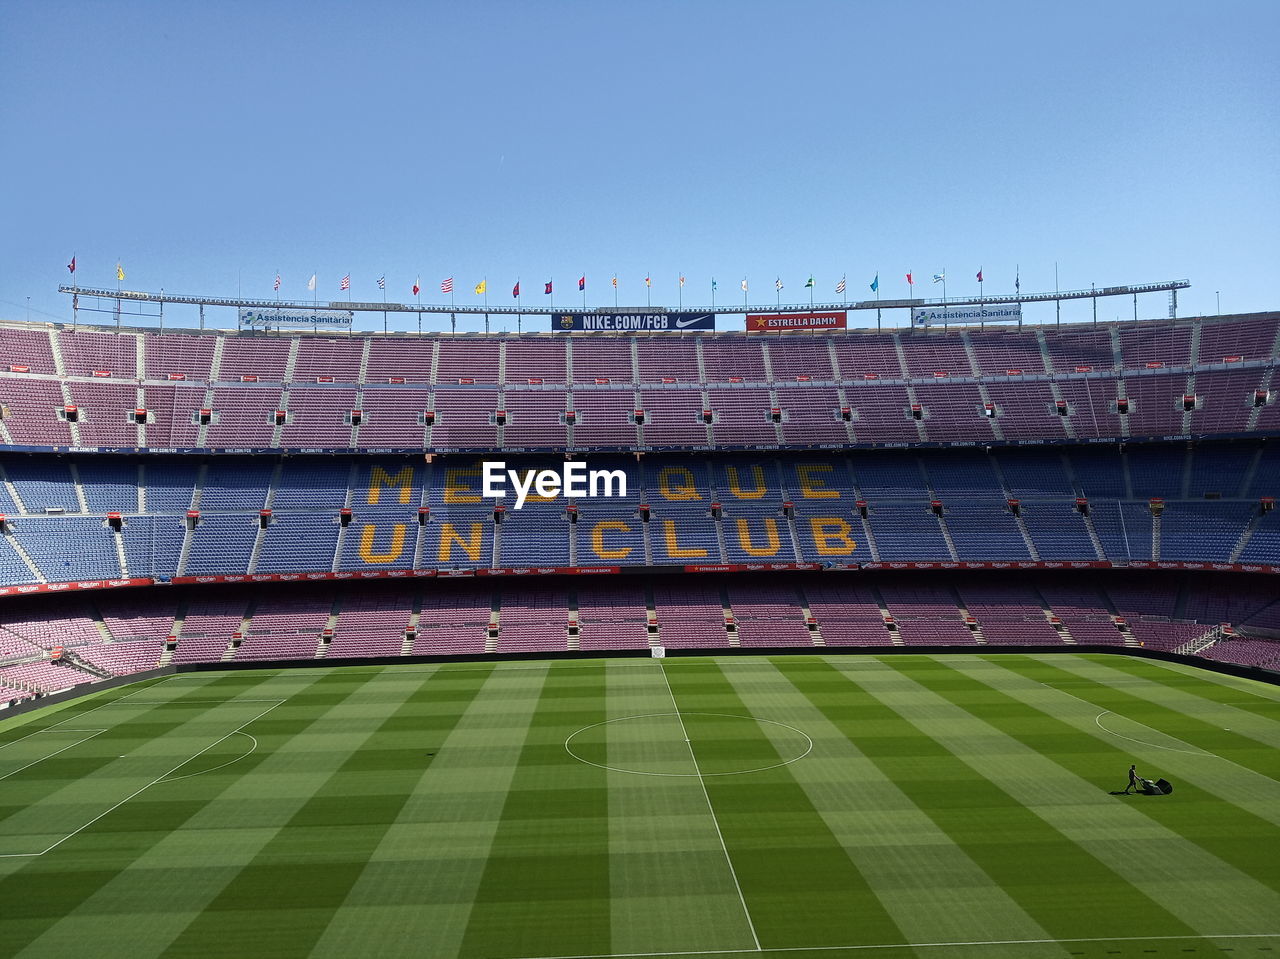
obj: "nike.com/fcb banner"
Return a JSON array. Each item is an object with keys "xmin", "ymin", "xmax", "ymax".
[
  {"xmin": 746, "ymin": 311, "xmax": 847, "ymax": 331},
  {"xmin": 911, "ymin": 304, "xmax": 1022, "ymax": 327},
  {"xmin": 239, "ymin": 309, "xmax": 354, "ymax": 329},
  {"xmin": 552, "ymin": 312, "xmax": 716, "ymax": 332}
]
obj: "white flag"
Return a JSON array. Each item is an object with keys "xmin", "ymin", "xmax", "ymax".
[
  {"xmin": 307, "ymin": 274, "xmax": 317, "ymax": 292},
  {"xmin": 741, "ymin": 278, "xmax": 749, "ymax": 292}
]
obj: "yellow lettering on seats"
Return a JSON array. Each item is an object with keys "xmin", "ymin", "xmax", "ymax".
[
  {"xmin": 661, "ymin": 519, "xmax": 708, "ymax": 558},
  {"xmin": 796, "ymin": 463, "xmax": 840, "ymax": 499},
  {"xmin": 658, "ymin": 466, "xmax": 701, "ymax": 501},
  {"xmin": 443, "ymin": 467, "xmax": 483, "ymax": 504},
  {"xmin": 437, "ymin": 522, "xmax": 484, "ymax": 562},
  {"xmin": 368, "ymin": 465, "xmax": 415, "ymax": 505},
  {"xmin": 590, "ymin": 520, "xmax": 633, "ymax": 560},
  {"xmin": 359, "ymin": 524, "xmax": 407, "ymax": 564},
  {"xmin": 734, "ymin": 517, "xmax": 781, "ymax": 557},
  {"xmin": 726, "ymin": 465, "xmax": 767, "ymax": 499},
  {"xmin": 809, "ymin": 517, "xmax": 857, "ymax": 555}
]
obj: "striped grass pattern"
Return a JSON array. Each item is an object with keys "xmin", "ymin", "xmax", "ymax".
[{"xmin": 0, "ymin": 653, "xmax": 1278, "ymax": 959}]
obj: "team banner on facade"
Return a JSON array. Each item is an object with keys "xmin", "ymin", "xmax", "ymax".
[
  {"xmin": 239, "ymin": 309, "xmax": 354, "ymax": 329},
  {"xmin": 911, "ymin": 304, "xmax": 1022, "ymax": 327},
  {"xmin": 746, "ymin": 311, "xmax": 847, "ymax": 331},
  {"xmin": 551, "ymin": 312, "xmax": 715, "ymax": 332}
]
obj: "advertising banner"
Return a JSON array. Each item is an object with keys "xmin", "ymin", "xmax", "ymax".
[
  {"xmin": 746, "ymin": 311, "xmax": 847, "ymax": 331},
  {"xmin": 911, "ymin": 304, "xmax": 1022, "ymax": 327},
  {"xmin": 239, "ymin": 308, "xmax": 354, "ymax": 329},
  {"xmin": 551, "ymin": 312, "xmax": 715, "ymax": 332}
]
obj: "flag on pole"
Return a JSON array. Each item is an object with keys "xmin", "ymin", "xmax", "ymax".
[
  {"xmin": 932, "ymin": 273, "xmax": 945, "ymax": 283},
  {"xmin": 976, "ymin": 268, "xmax": 983, "ymax": 283},
  {"xmin": 377, "ymin": 275, "xmax": 386, "ymax": 290},
  {"xmin": 273, "ymin": 273, "xmax": 281, "ymax": 292},
  {"xmin": 474, "ymin": 280, "xmax": 486, "ymax": 295},
  {"xmin": 544, "ymin": 280, "xmax": 553, "ymax": 294},
  {"xmin": 904, "ymin": 272, "xmax": 913, "ymax": 286},
  {"xmin": 712, "ymin": 278, "xmax": 717, "ymax": 292},
  {"xmin": 412, "ymin": 276, "xmax": 420, "ymax": 296},
  {"xmin": 644, "ymin": 275, "xmax": 651, "ymax": 288},
  {"xmin": 775, "ymin": 277, "xmax": 783, "ymax": 291},
  {"xmin": 741, "ymin": 278, "xmax": 748, "ymax": 292},
  {"xmin": 441, "ymin": 277, "xmax": 454, "ymax": 294},
  {"xmin": 1015, "ymin": 270, "xmax": 1020, "ymax": 293},
  {"xmin": 679, "ymin": 275, "xmax": 685, "ymax": 288},
  {"xmin": 835, "ymin": 275, "xmax": 846, "ymax": 294},
  {"xmin": 512, "ymin": 280, "xmax": 520, "ymax": 298},
  {"xmin": 308, "ymin": 274, "xmax": 317, "ymax": 292},
  {"xmin": 116, "ymin": 263, "xmax": 125, "ymax": 282},
  {"xmin": 870, "ymin": 274, "xmax": 879, "ymax": 292},
  {"xmin": 611, "ymin": 275, "xmax": 617, "ymax": 288},
  {"xmin": 805, "ymin": 276, "xmax": 815, "ymax": 289},
  {"xmin": 578, "ymin": 276, "xmax": 586, "ymax": 291},
  {"xmin": 67, "ymin": 256, "xmax": 76, "ymax": 274},
  {"xmin": 340, "ymin": 274, "xmax": 351, "ymax": 291}
]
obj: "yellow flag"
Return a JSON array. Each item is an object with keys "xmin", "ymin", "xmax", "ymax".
[
  {"xmin": 116, "ymin": 263, "xmax": 125, "ymax": 281},
  {"xmin": 474, "ymin": 280, "xmax": 486, "ymax": 295}
]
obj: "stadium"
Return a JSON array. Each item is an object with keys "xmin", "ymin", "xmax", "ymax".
[
  {"xmin": 0, "ymin": 287, "xmax": 1278, "ymax": 958},
  {"xmin": 3, "ymin": 4, "xmax": 1278, "ymax": 957}
]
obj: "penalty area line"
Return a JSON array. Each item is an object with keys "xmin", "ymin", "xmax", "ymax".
[{"xmin": 0, "ymin": 699, "xmax": 283, "ymax": 859}]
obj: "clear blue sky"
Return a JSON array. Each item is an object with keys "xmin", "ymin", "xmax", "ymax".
[{"xmin": 2, "ymin": 1, "xmax": 1276, "ymax": 333}]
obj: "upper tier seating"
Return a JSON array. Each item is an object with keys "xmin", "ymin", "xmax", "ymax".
[{"xmin": 0, "ymin": 312, "xmax": 1272, "ymax": 453}]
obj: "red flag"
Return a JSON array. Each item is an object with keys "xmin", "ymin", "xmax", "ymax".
[
  {"xmin": 578, "ymin": 276, "xmax": 585, "ymax": 291},
  {"xmin": 544, "ymin": 280, "xmax": 553, "ymax": 295},
  {"xmin": 906, "ymin": 272, "xmax": 913, "ymax": 285},
  {"xmin": 976, "ymin": 269, "xmax": 983, "ymax": 283},
  {"xmin": 412, "ymin": 276, "xmax": 420, "ymax": 296},
  {"xmin": 512, "ymin": 281, "xmax": 521, "ymax": 298},
  {"xmin": 340, "ymin": 274, "xmax": 351, "ymax": 291},
  {"xmin": 67, "ymin": 256, "xmax": 76, "ymax": 274}
]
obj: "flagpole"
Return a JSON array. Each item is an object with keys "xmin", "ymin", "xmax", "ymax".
[
  {"xmin": 678, "ymin": 275, "xmax": 682, "ymax": 310},
  {"xmin": 581, "ymin": 276, "xmax": 586, "ymax": 310},
  {"xmin": 875, "ymin": 272, "xmax": 880, "ymax": 330},
  {"xmin": 1015, "ymin": 264, "xmax": 1021, "ymax": 331},
  {"xmin": 1055, "ymin": 261, "xmax": 1060, "ymax": 327},
  {"xmin": 711, "ymin": 279, "xmax": 716, "ymax": 310},
  {"xmin": 381, "ymin": 276, "xmax": 387, "ymax": 334},
  {"xmin": 646, "ymin": 276, "xmax": 651, "ymax": 309},
  {"xmin": 613, "ymin": 276, "xmax": 618, "ymax": 309}
]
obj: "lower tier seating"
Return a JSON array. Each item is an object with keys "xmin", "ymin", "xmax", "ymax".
[{"xmin": 1, "ymin": 570, "xmax": 1274, "ymax": 706}]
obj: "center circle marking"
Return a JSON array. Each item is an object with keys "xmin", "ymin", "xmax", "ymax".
[{"xmin": 564, "ymin": 711, "xmax": 813, "ymax": 777}]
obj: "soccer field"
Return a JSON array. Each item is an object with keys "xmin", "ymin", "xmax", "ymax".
[{"xmin": 1, "ymin": 653, "xmax": 1278, "ymax": 959}]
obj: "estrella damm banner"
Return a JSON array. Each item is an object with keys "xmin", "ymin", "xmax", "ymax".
[{"xmin": 746, "ymin": 311, "xmax": 847, "ymax": 331}]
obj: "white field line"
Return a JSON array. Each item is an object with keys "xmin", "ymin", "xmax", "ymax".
[
  {"xmin": 504, "ymin": 931, "xmax": 1280, "ymax": 959},
  {"xmin": 657, "ymin": 660, "xmax": 762, "ymax": 953},
  {"xmin": 0, "ymin": 729, "xmax": 106, "ymax": 781},
  {"xmin": 158, "ymin": 730, "xmax": 258, "ymax": 784},
  {"xmin": 0, "ymin": 698, "xmax": 284, "ymax": 859}
]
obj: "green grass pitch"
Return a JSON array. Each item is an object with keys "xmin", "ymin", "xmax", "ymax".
[{"xmin": 1, "ymin": 652, "xmax": 1278, "ymax": 959}]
